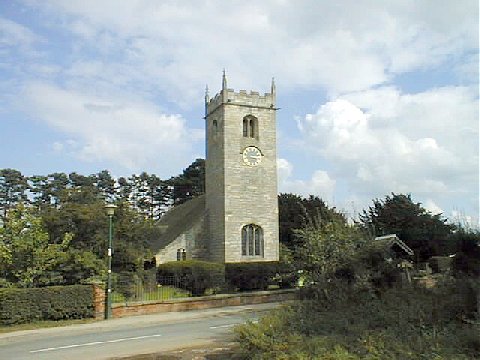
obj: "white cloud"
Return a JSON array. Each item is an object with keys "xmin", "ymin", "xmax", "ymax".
[
  {"xmin": 424, "ymin": 199, "xmax": 443, "ymax": 215},
  {"xmin": 22, "ymin": 0, "xmax": 478, "ymax": 101},
  {"xmin": 277, "ymin": 158, "xmax": 293, "ymax": 185},
  {"xmin": 0, "ymin": 17, "xmax": 40, "ymax": 49},
  {"xmin": 23, "ymin": 82, "xmax": 200, "ymax": 177},
  {"xmin": 0, "ymin": 1, "xmax": 477, "ymax": 222},
  {"xmin": 277, "ymin": 158, "xmax": 336, "ymax": 202},
  {"xmin": 297, "ymin": 85, "xmax": 478, "ymax": 217},
  {"xmin": 51, "ymin": 141, "xmax": 64, "ymax": 152}
]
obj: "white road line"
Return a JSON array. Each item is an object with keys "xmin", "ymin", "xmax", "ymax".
[
  {"xmin": 30, "ymin": 334, "xmax": 162, "ymax": 353},
  {"xmin": 209, "ymin": 318, "xmax": 258, "ymax": 329},
  {"xmin": 209, "ymin": 323, "xmax": 236, "ymax": 329}
]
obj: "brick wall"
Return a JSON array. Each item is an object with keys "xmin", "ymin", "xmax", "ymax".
[
  {"xmin": 92, "ymin": 284, "xmax": 106, "ymax": 319},
  {"xmin": 111, "ymin": 289, "xmax": 296, "ymax": 319}
]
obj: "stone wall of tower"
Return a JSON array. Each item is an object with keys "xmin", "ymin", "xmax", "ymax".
[
  {"xmin": 205, "ymin": 105, "xmax": 226, "ymax": 262},
  {"xmin": 205, "ymin": 84, "xmax": 279, "ymax": 263}
]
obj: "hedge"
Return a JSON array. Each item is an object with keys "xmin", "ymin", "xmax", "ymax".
[
  {"xmin": 0, "ymin": 285, "xmax": 94, "ymax": 325},
  {"xmin": 157, "ymin": 261, "xmax": 295, "ymax": 295},
  {"xmin": 225, "ymin": 262, "xmax": 281, "ymax": 291},
  {"xmin": 157, "ymin": 260, "xmax": 225, "ymax": 296}
]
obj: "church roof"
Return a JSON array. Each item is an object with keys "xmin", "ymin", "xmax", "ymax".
[{"xmin": 149, "ymin": 195, "xmax": 206, "ymax": 253}]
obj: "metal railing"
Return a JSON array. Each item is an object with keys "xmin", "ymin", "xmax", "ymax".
[{"xmin": 112, "ymin": 275, "xmax": 191, "ymax": 304}]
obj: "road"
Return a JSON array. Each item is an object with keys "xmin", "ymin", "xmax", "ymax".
[{"xmin": 0, "ymin": 303, "xmax": 277, "ymax": 360}]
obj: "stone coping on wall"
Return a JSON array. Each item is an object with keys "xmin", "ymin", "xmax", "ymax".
[{"xmin": 110, "ymin": 288, "xmax": 297, "ymax": 319}]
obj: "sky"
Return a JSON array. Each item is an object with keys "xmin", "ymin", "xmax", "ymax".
[{"xmin": 0, "ymin": 0, "xmax": 478, "ymax": 226}]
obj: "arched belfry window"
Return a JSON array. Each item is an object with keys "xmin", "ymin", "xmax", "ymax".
[
  {"xmin": 242, "ymin": 115, "xmax": 258, "ymax": 139},
  {"xmin": 213, "ymin": 119, "xmax": 218, "ymax": 134},
  {"xmin": 241, "ymin": 224, "xmax": 264, "ymax": 257},
  {"xmin": 249, "ymin": 119, "xmax": 255, "ymax": 138}
]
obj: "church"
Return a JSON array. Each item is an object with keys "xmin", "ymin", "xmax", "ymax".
[{"xmin": 152, "ymin": 73, "xmax": 279, "ymax": 263}]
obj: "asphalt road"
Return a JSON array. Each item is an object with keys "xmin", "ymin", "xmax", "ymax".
[{"xmin": 0, "ymin": 303, "xmax": 277, "ymax": 360}]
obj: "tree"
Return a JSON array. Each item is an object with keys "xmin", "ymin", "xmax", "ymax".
[
  {"xmin": 359, "ymin": 193, "xmax": 455, "ymax": 261},
  {"xmin": 0, "ymin": 169, "xmax": 28, "ymax": 227},
  {"xmin": 169, "ymin": 158, "xmax": 205, "ymax": 205},
  {"xmin": 95, "ymin": 170, "xmax": 116, "ymax": 201},
  {"xmin": 29, "ymin": 175, "xmax": 49, "ymax": 209},
  {"xmin": 46, "ymin": 172, "xmax": 70, "ymax": 206},
  {"xmin": 278, "ymin": 193, "xmax": 346, "ymax": 250},
  {"xmin": 136, "ymin": 173, "xmax": 170, "ymax": 220},
  {"xmin": 0, "ymin": 205, "xmax": 105, "ymax": 287},
  {"xmin": 295, "ymin": 218, "xmax": 367, "ymax": 284},
  {"xmin": 117, "ymin": 176, "xmax": 132, "ymax": 203}
]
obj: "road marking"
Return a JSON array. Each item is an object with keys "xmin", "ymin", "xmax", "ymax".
[
  {"xmin": 209, "ymin": 318, "xmax": 258, "ymax": 329},
  {"xmin": 30, "ymin": 334, "xmax": 162, "ymax": 353},
  {"xmin": 209, "ymin": 323, "xmax": 236, "ymax": 329}
]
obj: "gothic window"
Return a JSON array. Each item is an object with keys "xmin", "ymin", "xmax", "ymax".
[
  {"xmin": 242, "ymin": 115, "xmax": 258, "ymax": 138},
  {"xmin": 241, "ymin": 224, "xmax": 264, "ymax": 257},
  {"xmin": 249, "ymin": 119, "xmax": 255, "ymax": 138},
  {"xmin": 177, "ymin": 248, "xmax": 186, "ymax": 261},
  {"xmin": 213, "ymin": 120, "xmax": 218, "ymax": 134}
]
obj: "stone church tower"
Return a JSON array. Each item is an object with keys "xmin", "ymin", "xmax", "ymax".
[
  {"xmin": 152, "ymin": 73, "xmax": 279, "ymax": 264},
  {"xmin": 205, "ymin": 73, "xmax": 279, "ymax": 263}
]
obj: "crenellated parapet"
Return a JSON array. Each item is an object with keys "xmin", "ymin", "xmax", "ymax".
[{"xmin": 206, "ymin": 73, "xmax": 277, "ymax": 117}]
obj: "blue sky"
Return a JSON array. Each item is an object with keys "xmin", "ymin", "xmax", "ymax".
[{"xmin": 0, "ymin": 1, "xmax": 478, "ymax": 226}]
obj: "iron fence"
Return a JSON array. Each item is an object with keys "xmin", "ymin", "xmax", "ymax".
[{"xmin": 112, "ymin": 275, "xmax": 191, "ymax": 304}]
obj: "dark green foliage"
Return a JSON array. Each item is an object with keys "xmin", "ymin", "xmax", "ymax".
[
  {"xmin": 0, "ymin": 285, "xmax": 94, "ymax": 325},
  {"xmin": 0, "ymin": 168, "xmax": 29, "ymax": 226},
  {"xmin": 157, "ymin": 260, "xmax": 225, "ymax": 296},
  {"xmin": 236, "ymin": 213, "xmax": 479, "ymax": 358},
  {"xmin": 0, "ymin": 166, "xmax": 193, "ymax": 294},
  {"xmin": 168, "ymin": 158, "xmax": 205, "ymax": 205},
  {"xmin": 429, "ymin": 256, "xmax": 453, "ymax": 273},
  {"xmin": 129, "ymin": 172, "xmax": 171, "ymax": 220},
  {"xmin": 225, "ymin": 262, "xmax": 280, "ymax": 291},
  {"xmin": 276, "ymin": 244, "xmax": 299, "ymax": 288},
  {"xmin": 451, "ymin": 229, "xmax": 480, "ymax": 276},
  {"xmin": 359, "ymin": 193, "xmax": 455, "ymax": 261},
  {"xmin": 278, "ymin": 193, "xmax": 346, "ymax": 250},
  {"xmin": 115, "ymin": 271, "xmax": 139, "ymax": 300},
  {"xmin": 236, "ymin": 280, "xmax": 479, "ymax": 359}
]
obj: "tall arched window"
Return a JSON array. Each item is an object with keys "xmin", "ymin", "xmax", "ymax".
[
  {"xmin": 242, "ymin": 115, "xmax": 258, "ymax": 138},
  {"xmin": 213, "ymin": 120, "xmax": 218, "ymax": 134},
  {"xmin": 249, "ymin": 119, "xmax": 255, "ymax": 138},
  {"xmin": 241, "ymin": 224, "xmax": 264, "ymax": 257}
]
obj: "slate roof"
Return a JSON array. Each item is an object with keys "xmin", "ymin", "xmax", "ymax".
[{"xmin": 149, "ymin": 195, "xmax": 206, "ymax": 253}]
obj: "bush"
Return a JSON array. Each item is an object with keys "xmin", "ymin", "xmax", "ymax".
[
  {"xmin": 225, "ymin": 262, "xmax": 280, "ymax": 291},
  {"xmin": 157, "ymin": 260, "xmax": 225, "ymax": 296},
  {"xmin": 0, "ymin": 285, "xmax": 94, "ymax": 325},
  {"xmin": 236, "ymin": 281, "xmax": 480, "ymax": 359},
  {"xmin": 115, "ymin": 271, "xmax": 139, "ymax": 300}
]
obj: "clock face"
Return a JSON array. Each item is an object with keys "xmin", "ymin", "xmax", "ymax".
[{"xmin": 243, "ymin": 146, "xmax": 262, "ymax": 166}]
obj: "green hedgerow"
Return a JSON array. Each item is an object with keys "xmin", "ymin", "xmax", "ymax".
[{"xmin": 0, "ymin": 285, "xmax": 94, "ymax": 325}]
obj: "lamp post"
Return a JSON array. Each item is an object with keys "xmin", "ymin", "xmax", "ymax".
[{"xmin": 105, "ymin": 203, "xmax": 116, "ymax": 320}]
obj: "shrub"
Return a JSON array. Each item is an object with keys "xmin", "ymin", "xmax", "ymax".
[
  {"xmin": 0, "ymin": 285, "xmax": 94, "ymax": 325},
  {"xmin": 225, "ymin": 262, "xmax": 280, "ymax": 291},
  {"xmin": 157, "ymin": 260, "xmax": 225, "ymax": 296},
  {"xmin": 115, "ymin": 271, "xmax": 139, "ymax": 300},
  {"xmin": 236, "ymin": 282, "xmax": 480, "ymax": 359}
]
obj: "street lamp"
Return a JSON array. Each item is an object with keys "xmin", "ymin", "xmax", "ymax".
[{"xmin": 105, "ymin": 203, "xmax": 117, "ymax": 320}]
